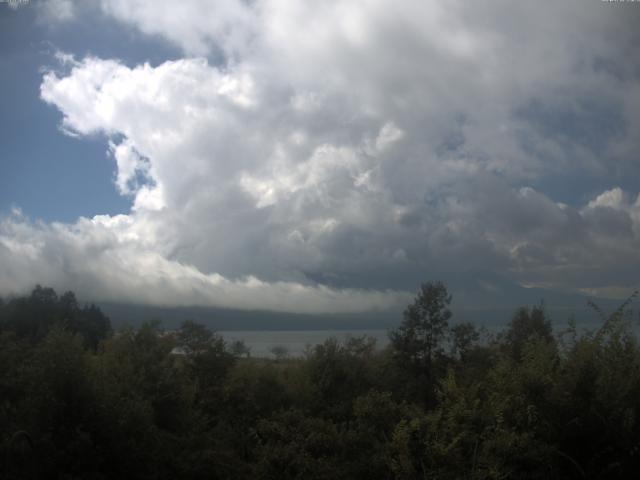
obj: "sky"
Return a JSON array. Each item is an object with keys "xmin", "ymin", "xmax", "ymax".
[{"xmin": 0, "ymin": 0, "xmax": 639, "ymax": 317}]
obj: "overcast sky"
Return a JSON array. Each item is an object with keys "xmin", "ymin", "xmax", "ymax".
[{"xmin": 1, "ymin": 0, "xmax": 639, "ymax": 315}]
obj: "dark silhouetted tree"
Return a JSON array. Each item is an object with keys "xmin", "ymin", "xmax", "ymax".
[
  {"xmin": 390, "ymin": 281, "xmax": 452, "ymax": 371},
  {"xmin": 502, "ymin": 304, "xmax": 553, "ymax": 360},
  {"xmin": 389, "ymin": 281, "xmax": 452, "ymax": 405},
  {"xmin": 450, "ymin": 321, "xmax": 480, "ymax": 361}
]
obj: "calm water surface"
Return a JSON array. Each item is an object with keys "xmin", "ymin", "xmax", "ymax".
[
  {"xmin": 220, "ymin": 319, "xmax": 610, "ymax": 358},
  {"xmin": 220, "ymin": 330, "xmax": 390, "ymax": 358}
]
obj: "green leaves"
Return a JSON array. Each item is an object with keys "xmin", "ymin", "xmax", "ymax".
[
  {"xmin": 390, "ymin": 281, "xmax": 452, "ymax": 367},
  {"xmin": 1, "ymin": 285, "xmax": 640, "ymax": 478}
]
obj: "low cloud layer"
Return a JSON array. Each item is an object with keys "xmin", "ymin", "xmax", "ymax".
[
  {"xmin": 0, "ymin": 211, "xmax": 408, "ymax": 313},
  {"xmin": 3, "ymin": 0, "xmax": 640, "ymax": 310}
]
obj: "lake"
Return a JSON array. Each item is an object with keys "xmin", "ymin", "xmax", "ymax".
[
  {"xmin": 219, "ymin": 317, "xmax": 611, "ymax": 358},
  {"xmin": 220, "ymin": 329, "xmax": 391, "ymax": 358}
]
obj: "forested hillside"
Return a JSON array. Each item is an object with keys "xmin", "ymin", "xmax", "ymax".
[{"xmin": 1, "ymin": 284, "xmax": 639, "ymax": 479}]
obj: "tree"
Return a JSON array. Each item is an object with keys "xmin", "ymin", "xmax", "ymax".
[
  {"xmin": 230, "ymin": 339, "xmax": 251, "ymax": 358},
  {"xmin": 269, "ymin": 345, "xmax": 289, "ymax": 361},
  {"xmin": 176, "ymin": 319, "xmax": 214, "ymax": 355},
  {"xmin": 450, "ymin": 322, "xmax": 480, "ymax": 361},
  {"xmin": 502, "ymin": 304, "xmax": 553, "ymax": 360},
  {"xmin": 176, "ymin": 320, "xmax": 235, "ymax": 414},
  {"xmin": 390, "ymin": 281, "xmax": 452, "ymax": 373},
  {"xmin": 27, "ymin": 326, "xmax": 99, "ymax": 477},
  {"xmin": 0, "ymin": 287, "xmax": 111, "ymax": 349},
  {"xmin": 306, "ymin": 337, "xmax": 377, "ymax": 418}
]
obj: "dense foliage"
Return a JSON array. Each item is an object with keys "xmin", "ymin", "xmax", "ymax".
[{"xmin": 1, "ymin": 284, "xmax": 640, "ymax": 479}]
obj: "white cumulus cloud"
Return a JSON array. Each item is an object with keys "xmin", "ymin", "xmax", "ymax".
[{"xmin": 2, "ymin": 0, "xmax": 640, "ymax": 309}]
